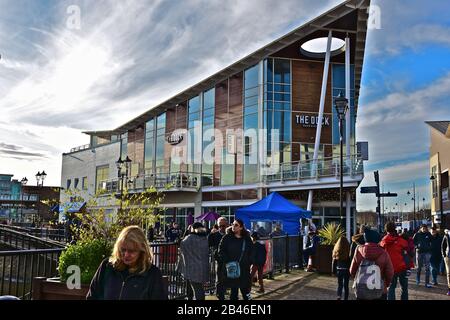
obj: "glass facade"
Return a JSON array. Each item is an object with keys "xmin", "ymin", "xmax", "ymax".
[
  {"xmin": 144, "ymin": 118, "xmax": 155, "ymax": 175},
  {"xmin": 188, "ymin": 96, "xmax": 201, "ymax": 173},
  {"xmin": 202, "ymin": 88, "xmax": 215, "ymax": 185},
  {"xmin": 243, "ymin": 65, "xmax": 260, "ymax": 184},
  {"xmin": 120, "ymin": 132, "xmax": 128, "ymax": 160},
  {"xmin": 332, "ymin": 64, "xmax": 355, "ymax": 155},
  {"xmin": 264, "ymin": 58, "xmax": 291, "ymax": 169},
  {"xmin": 155, "ymin": 113, "xmax": 166, "ymax": 174}
]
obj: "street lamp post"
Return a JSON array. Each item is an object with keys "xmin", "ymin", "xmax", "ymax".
[
  {"xmin": 407, "ymin": 183, "xmax": 416, "ymax": 229},
  {"xmin": 334, "ymin": 91, "xmax": 349, "ymax": 229},
  {"xmin": 116, "ymin": 156, "xmax": 132, "ymax": 214},
  {"xmin": 20, "ymin": 177, "xmax": 28, "ymax": 224}
]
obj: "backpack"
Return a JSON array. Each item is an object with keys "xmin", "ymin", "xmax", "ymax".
[{"xmin": 353, "ymin": 258, "xmax": 383, "ymax": 300}]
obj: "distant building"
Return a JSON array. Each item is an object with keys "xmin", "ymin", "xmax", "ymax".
[
  {"xmin": 0, "ymin": 174, "xmax": 60, "ymax": 225},
  {"xmin": 425, "ymin": 121, "xmax": 450, "ymax": 229}
]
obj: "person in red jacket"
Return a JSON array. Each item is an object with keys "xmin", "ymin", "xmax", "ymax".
[
  {"xmin": 350, "ymin": 228, "xmax": 394, "ymax": 300},
  {"xmin": 380, "ymin": 222, "xmax": 409, "ymax": 300}
]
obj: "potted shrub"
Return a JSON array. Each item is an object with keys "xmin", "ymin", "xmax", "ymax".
[
  {"xmin": 316, "ymin": 222, "xmax": 345, "ymax": 274},
  {"xmin": 33, "ymin": 188, "xmax": 164, "ymax": 300}
]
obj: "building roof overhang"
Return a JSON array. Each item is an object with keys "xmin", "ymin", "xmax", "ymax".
[
  {"xmin": 87, "ymin": 0, "xmax": 370, "ymax": 136},
  {"xmin": 425, "ymin": 121, "xmax": 450, "ymax": 138}
]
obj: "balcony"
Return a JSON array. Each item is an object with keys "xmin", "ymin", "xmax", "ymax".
[
  {"xmin": 98, "ymin": 172, "xmax": 209, "ymax": 194},
  {"xmin": 263, "ymin": 154, "xmax": 364, "ymax": 192},
  {"xmin": 68, "ymin": 144, "xmax": 91, "ymax": 153}
]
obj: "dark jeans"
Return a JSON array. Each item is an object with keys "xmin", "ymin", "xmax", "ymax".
[
  {"xmin": 230, "ymin": 287, "xmax": 251, "ymax": 300},
  {"xmin": 303, "ymin": 248, "xmax": 315, "ymax": 266},
  {"xmin": 430, "ymin": 257, "xmax": 442, "ymax": 284},
  {"xmin": 216, "ymin": 264, "xmax": 226, "ymax": 300},
  {"xmin": 388, "ymin": 271, "xmax": 408, "ymax": 300},
  {"xmin": 336, "ymin": 269, "xmax": 350, "ymax": 300}
]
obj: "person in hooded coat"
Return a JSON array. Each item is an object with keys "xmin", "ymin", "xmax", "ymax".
[
  {"xmin": 350, "ymin": 225, "xmax": 367, "ymax": 261},
  {"xmin": 380, "ymin": 222, "xmax": 409, "ymax": 300},
  {"xmin": 350, "ymin": 228, "xmax": 394, "ymax": 300},
  {"xmin": 177, "ymin": 222, "xmax": 210, "ymax": 300}
]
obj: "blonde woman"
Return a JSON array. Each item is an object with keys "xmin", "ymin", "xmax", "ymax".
[
  {"xmin": 332, "ymin": 236, "xmax": 351, "ymax": 300},
  {"xmin": 86, "ymin": 226, "xmax": 167, "ymax": 300}
]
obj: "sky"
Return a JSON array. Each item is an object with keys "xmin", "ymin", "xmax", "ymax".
[{"xmin": 1, "ymin": 0, "xmax": 450, "ymax": 211}]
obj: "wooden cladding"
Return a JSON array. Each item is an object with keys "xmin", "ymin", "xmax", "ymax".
[
  {"xmin": 291, "ymin": 60, "xmax": 333, "ymax": 144},
  {"xmin": 127, "ymin": 126, "xmax": 145, "ymax": 174}
]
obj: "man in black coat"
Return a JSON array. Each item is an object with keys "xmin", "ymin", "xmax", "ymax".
[{"xmin": 208, "ymin": 217, "xmax": 228, "ymax": 300}]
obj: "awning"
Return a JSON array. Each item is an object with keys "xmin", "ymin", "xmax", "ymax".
[{"xmin": 59, "ymin": 202, "xmax": 86, "ymax": 214}]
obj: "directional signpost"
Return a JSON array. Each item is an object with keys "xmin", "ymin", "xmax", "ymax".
[{"xmin": 360, "ymin": 171, "xmax": 397, "ymax": 233}]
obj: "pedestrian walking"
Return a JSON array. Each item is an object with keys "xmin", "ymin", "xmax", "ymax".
[
  {"xmin": 177, "ymin": 222, "xmax": 209, "ymax": 300},
  {"xmin": 165, "ymin": 222, "xmax": 183, "ymax": 243},
  {"xmin": 250, "ymin": 232, "xmax": 267, "ymax": 293},
  {"xmin": 218, "ymin": 218, "xmax": 253, "ymax": 300},
  {"xmin": 399, "ymin": 230, "xmax": 415, "ymax": 276},
  {"xmin": 332, "ymin": 235, "xmax": 351, "ymax": 300},
  {"xmin": 441, "ymin": 229, "xmax": 450, "ymax": 296},
  {"xmin": 350, "ymin": 225, "xmax": 366, "ymax": 261},
  {"xmin": 350, "ymin": 228, "xmax": 394, "ymax": 300},
  {"xmin": 86, "ymin": 225, "xmax": 167, "ymax": 300},
  {"xmin": 380, "ymin": 222, "xmax": 409, "ymax": 300},
  {"xmin": 303, "ymin": 231, "xmax": 320, "ymax": 272},
  {"xmin": 430, "ymin": 227, "xmax": 443, "ymax": 286},
  {"xmin": 208, "ymin": 217, "xmax": 229, "ymax": 300},
  {"xmin": 413, "ymin": 224, "xmax": 433, "ymax": 288}
]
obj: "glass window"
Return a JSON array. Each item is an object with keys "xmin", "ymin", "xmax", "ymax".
[
  {"xmin": 82, "ymin": 177, "xmax": 88, "ymax": 190},
  {"xmin": 66, "ymin": 179, "xmax": 71, "ymax": 190},
  {"xmin": 274, "ymin": 59, "xmax": 290, "ymax": 83},
  {"xmin": 120, "ymin": 132, "xmax": 128, "ymax": 160},
  {"xmin": 221, "ymin": 148, "xmax": 235, "ymax": 186},
  {"xmin": 95, "ymin": 165, "xmax": 109, "ymax": 192},
  {"xmin": 244, "ymin": 65, "xmax": 259, "ymax": 89},
  {"xmin": 204, "ymin": 88, "xmax": 215, "ymax": 110},
  {"xmin": 74, "ymin": 178, "xmax": 79, "ymax": 189}
]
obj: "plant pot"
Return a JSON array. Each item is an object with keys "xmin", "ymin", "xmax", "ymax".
[
  {"xmin": 316, "ymin": 244, "xmax": 333, "ymax": 274},
  {"xmin": 32, "ymin": 277, "xmax": 90, "ymax": 300}
]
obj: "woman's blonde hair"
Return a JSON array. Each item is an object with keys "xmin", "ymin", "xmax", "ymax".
[
  {"xmin": 332, "ymin": 235, "xmax": 350, "ymax": 261},
  {"xmin": 109, "ymin": 225, "xmax": 153, "ymax": 274}
]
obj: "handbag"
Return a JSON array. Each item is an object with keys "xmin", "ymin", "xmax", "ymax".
[{"xmin": 225, "ymin": 240, "xmax": 246, "ymax": 279}]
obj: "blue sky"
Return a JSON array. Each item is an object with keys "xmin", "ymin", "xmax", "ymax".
[{"xmin": 1, "ymin": 0, "xmax": 450, "ymax": 211}]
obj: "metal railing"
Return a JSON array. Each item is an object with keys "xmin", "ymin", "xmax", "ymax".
[
  {"xmin": 264, "ymin": 154, "xmax": 364, "ymax": 183},
  {"xmin": 99, "ymin": 172, "xmax": 210, "ymax": 193},
  {"xmin": 0, "ymin": 225, "xmax": 67, "ymax": 243},
  {"xmin": 0, "ymin": 226, "xmax": 66, "ymax": 250},
  {"xmin": 69, "ymin": 144, "xmax": 91, "ymax": 153},
  {"xmin": 0, "ymin": 248, "xmax": 63, "ymax": 300}
]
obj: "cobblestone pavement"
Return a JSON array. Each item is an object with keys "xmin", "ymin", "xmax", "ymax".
[{"xmin": 259, "ymin": 270, "xmax": 450, "ymax": 300}]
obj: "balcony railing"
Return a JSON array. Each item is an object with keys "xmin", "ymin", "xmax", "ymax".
[
  {"xmin": 96, "ymin": 156, "xmax": 364, "ymax": 194},
  {"xmin": 99, "ymin": 172, "xmax": 209, "ymax": 193},
  {"xmin": 69, "ymin": 144, "xmax": 90, "ymax": 153},
  {"xmin": 264, "ymin": 154, "xmax": 364, "ymax": 183}
]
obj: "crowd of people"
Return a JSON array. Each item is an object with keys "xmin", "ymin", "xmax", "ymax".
[
  {"xmin": 330, "ymin": 223, "xmax": 450, "ymax": 300},
  {"xmin": 64, "ymin": 218, "xmax": 450, "ymax": 300}
]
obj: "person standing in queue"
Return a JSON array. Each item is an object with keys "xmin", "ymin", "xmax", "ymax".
[
  {"xmin": 218, "ymin": 218, "xmax": 253, "ymax": 300},
  {"xmin": 87, "ymin": 226, "xmax": 167, "ymax": 300}
]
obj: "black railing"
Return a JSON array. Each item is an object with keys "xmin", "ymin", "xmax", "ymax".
[
  {"xmin": 0, "ymin": 248, "xmax": 63, "ymax": 300},
  {"xmin": 0, "ymin": 226, "xmax": 66, "ymax": 250},
  {"xmin": 0, "ymin": 225, "xmax": 67, "ymax": 243},
  {"xmin": 0, "ymin": 234, "xmax": 302, "ymax": 300}
]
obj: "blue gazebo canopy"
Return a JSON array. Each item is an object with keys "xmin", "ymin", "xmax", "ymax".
[{"xmin": 235, "ymin": 192, "xmax": 312, "ymax": 235}]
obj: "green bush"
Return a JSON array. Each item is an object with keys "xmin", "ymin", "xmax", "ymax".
[
  {"xmin": 318, "ymin": 222, "xmax": 345, "ymax": 245},
  {"xmin": 58, "ymin": 239, "xmax": 113, "ymax": 285}
]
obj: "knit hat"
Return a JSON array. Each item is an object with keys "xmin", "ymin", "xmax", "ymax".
[{"xmin": 363, "ymin": 228, "xmax": 381, "ymax": 244}]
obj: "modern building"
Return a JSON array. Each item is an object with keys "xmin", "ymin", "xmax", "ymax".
[
  {"xmin": 0, "ymin": 174, "xmax": 60, "ymax": 224},
  {"xmin": 61, "ymin": 0, "xmax": 370, "ymax": 234},
  {"xmin": 426, "ymin": 121, "xmax": 450, "ymax": 228}
]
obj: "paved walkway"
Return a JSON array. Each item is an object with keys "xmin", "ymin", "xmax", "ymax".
[{"xmin": 259, "ymin": 269, "xmax": 450, "ymax": 300}]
